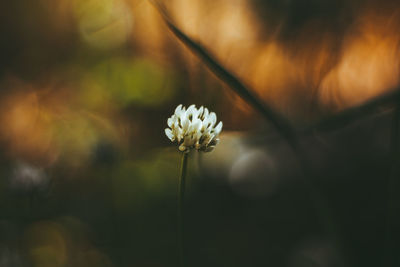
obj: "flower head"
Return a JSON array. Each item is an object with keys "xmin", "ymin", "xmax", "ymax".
[{"xmin": 165, "ymin": 104, "xmax": 223, "ymax": 153}]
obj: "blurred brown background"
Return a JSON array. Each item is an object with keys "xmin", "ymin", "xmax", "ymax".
[{"xmin": 0, "ymin": 0, "xmax": 399, "ymax": 266}]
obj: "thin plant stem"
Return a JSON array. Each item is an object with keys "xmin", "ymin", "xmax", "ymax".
[{"xmin": 178, "ymin": 152, "xmax": 188, "ymax": 267}]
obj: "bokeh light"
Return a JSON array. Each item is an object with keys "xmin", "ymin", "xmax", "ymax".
[{"xmin": 74, "ymin": 0, "xmax": 133, "ymax": 50}]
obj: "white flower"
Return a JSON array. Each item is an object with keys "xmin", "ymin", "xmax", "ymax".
[{"xmin": 165, "ymin": 104, "xmax": 223, "ymax": 153}]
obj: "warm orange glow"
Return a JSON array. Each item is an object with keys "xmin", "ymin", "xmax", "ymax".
[
  {"xmin": 129, "ymin": 0, "xmax": 168, "ymax": 59},
  {"xmin": 131, "ymin": 1, "xmax": 400, "ymax": 117},
  {"xmin": 319, "ymin": 11, "xmax": 400, "ymax": 109},
  {"xmin": 0, "ymin": 77, "xmax": 127, "ymax": 168},
  {"xmin": 2, "ymin": 1, "xmax": 400, "ymax": 159},
  {"xmin": 0, "ymin": 82, "xmax": 57, "ymax": 166}
]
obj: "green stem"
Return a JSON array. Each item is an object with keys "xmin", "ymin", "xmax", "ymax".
[{"xmin": 178, "ymin": 152, "xmax": 188, "ymax": 267}]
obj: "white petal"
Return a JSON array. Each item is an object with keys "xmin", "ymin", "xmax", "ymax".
[
  {"xmin": 173, "ymin": 120, "xmax": 180, "ymax": 128},
  {"xmin": 197, "ymin": 106, "xmax": 204, "ymax": 118},
  {"xmin": 192, "ymin": 118, "xmax": 201, "ymax": 130},
  {"xmin": 200, "ymin": 120, "xmax": 209, "ymax": 131},
  {"xmin": 208, "ymin": 112, "xmax": 217, "ymax": 127},
  {"xmin": 172, "ymin": 126, "xmax": 181, "ymax": 142},
  {"xmin": 167, "ymin": 117, "xmax": 174, "ymax": 127},
  {"xmin": 203, "ymin": 108, "xmax": 209, "ymax": 119},
  {"xmin": 214, "ymin": 121, "xmax": 223, "ymax": 135},
  {"xmin": 182, "ymin": 117, "xmax": 190, "ymax": 132},
  {"xmin": 202, "ymin": 116, "xmax": 211, "ymax": 128},
  {"xmin": 187, "ymin": 104, "xmax": 196, "ymax": 112},
  {"xmin": 175, "ymin": 104, "xmax": 183, "ymax": 115},
  {"xmin": 165, "ymin": 128, "xmax": 174, "ymax": 141},
  {"xmin": 186, "ymin": 105, "xmax": 197, "ymax": 119}
]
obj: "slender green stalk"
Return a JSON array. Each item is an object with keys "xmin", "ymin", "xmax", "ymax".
[{"xmin": 178, "ymin": 152, "xmax": 188, "ymax": 267}]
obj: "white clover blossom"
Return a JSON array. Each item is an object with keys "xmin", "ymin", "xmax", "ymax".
[{"xmin": 165, "ymin": 104, "xmax": 223, "ymax": 153}]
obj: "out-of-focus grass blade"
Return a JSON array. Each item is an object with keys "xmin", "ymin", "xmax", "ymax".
[
  {"xmin": 151, "ymin": 0, "xmax": 398, "ymax": 136},
  {"xmin": 149, "ymin": 0, "xmax": 296, "ymax": 143},
  {"xmin": 305, "ymin": 88, "xmax": 400, "ymax": 133}
]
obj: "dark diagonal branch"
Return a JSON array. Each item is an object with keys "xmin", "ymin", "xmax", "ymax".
[
  {"xmin": 151, "ymin": 1, "xmax": 400, "ymax": 137},
  {"xmin": 305, "ymin": 88, "xmax": 400, "ymax": 133},
  {"xmin": 149, "ymin": 0, "xmax": 295, "ymax": 144}
]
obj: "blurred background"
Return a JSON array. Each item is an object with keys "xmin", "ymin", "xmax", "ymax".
[{"xmin": 0, "ymin": 0, "xmax": 399, "ymax": 266}]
